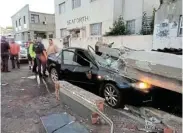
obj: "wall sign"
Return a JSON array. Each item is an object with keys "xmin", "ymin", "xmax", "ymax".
[{"xmin": 67, "ymin": 16, "xmax": 89, "ymax": 25}]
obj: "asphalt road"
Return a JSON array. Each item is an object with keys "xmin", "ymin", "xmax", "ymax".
[
  {"xmin": 1, "ymin": 64, "xmax": 109, "ymax": 133},
  {"xmin": 1, "ymin": 63, "xmax": 148, "ymax": 133}
]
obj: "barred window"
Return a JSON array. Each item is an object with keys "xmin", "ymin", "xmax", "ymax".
[
  {"xmin": 31, "ymin": 14, "xmax": 39, "ymax": 23},
  {"xmin": 72, "ymin": 0, "xmax": 81, "ymax": 9},
  {"xmin": 60, "ymin": 28, "xmax": 67, "ymax": 38},
  {"xmin": 127, "ymin": 20, "xmax": 135, "ymax": 34},
  {"xmin": 178, "ymin": 15, "xmax": 183, "ymax": 36},
  {"xmin": 59, "ymin": 2, "xmax": 66, "ymax": 14},
  {"xmin": 90, "ymin": 23, "xmax": 102, "ymax": 36}
]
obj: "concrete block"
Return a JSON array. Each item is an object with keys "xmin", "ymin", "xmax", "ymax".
[{"xmin": 57, "ymin": 81, "xmax": 106, "ymax": 124}]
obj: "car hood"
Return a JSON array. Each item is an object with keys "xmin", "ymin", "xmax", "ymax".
[{"xmin": 98, "ymin": 65, "xmax": 133, "ymax": 88}]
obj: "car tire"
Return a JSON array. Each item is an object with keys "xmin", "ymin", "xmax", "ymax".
[
  {"xmin": 103, "ymin": 83, "xmax": 123, "ymax": 108},
  {"xmin": 50, "ymin": 67, "xmax": 59, "ymax": 83}
]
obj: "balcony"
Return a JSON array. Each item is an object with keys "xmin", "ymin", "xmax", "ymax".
[{"xmin": 29, "ymin": 23, "xmax": 55, "ymax": 32}]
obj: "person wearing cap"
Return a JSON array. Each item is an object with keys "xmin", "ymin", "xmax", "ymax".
[
  {"xmin": 9, "ymin": 39, "xmax": 20, "ymax": 69},
  {"xmin": 1, "ymin": 36, "xmax": 10, "ymax": 72},
  {"xmin": 33, "ymin": 38, "xmax": 48, "ymax": 77}
]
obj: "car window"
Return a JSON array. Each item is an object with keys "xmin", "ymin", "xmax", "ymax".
[
  {"xmin": 63, "ymin": 50, "xmax": 81, "ymax": 66},
  {"xmin": 74, "ymin": 50, "xmax": 90, "ymax": 67}
]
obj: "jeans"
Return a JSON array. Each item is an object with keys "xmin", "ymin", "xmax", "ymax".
[
  {"xmin": 32, "ymin": 58, "xmax": 37, "ymax": 73},
  {"xmin": 1, "ymin": 53, "xmax": 9, "ymax": 71},
  {"xmin": 10, "ymin": 54, "xmax": 20, "ymax": 68}
]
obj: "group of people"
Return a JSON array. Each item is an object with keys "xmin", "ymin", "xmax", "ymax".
[
  {"xmin": 27, "ymin": 38, "xmax": 58, "ymax": 77},
  {"xmin": 1, "ymin": 36, "xmax": 58, "ymax": 77},
  {"xmin": 1, "ymin": 36, "xmax": 20, "ymax": 72}
]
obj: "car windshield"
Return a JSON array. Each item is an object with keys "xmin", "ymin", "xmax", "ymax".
[{"xmin": 89, "ymin": 51, "xmax": 119, "ymax": 70}]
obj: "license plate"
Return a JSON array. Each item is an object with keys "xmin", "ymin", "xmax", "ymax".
[{"xmin": 145, "ymin": 120, "xmax": 156, "ymax": 130}]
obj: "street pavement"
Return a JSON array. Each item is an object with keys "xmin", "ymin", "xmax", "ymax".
[
  {"xmin": 1, "ymin": 63, "xmax": 148, "ymax": 133},
  {"xmin": 1, "ymin": 64, "xmax": 106, "ymax": 133}
]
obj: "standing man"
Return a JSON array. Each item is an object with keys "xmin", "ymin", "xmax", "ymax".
[
  {"xmin": 10, "ymin": 39, "xmax": 20, "ymax": 69},
  {"xmin": 27, "ymin": 40, "xmax": 32, "ymax": 70},
  {"xmin": 1, "ymin": 36, "xmax": 10, "ymax": 72},
  {"xmin": 29, "ymin": 39, "xmax": 36, "ymax": 73},
  {"xmin": 33, "ymin": 38, "xmax": 48, "ymax": 77},
  {"xmin": 47, "ymin": 39, "xmax": 59, "ymax": 56},
  {"xmin": 9, "ymin": 39, "xmax": 20, "ymax": 69}
]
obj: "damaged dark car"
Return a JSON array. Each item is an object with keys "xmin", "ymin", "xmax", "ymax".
[{"xmin": 47, "ymin": 47, "xmax": 153, "ymax": 108}]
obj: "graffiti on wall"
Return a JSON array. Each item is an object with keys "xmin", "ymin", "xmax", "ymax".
[{"xmin": 156, "ymin": 20, "xmax": 170, "ymax": 37}]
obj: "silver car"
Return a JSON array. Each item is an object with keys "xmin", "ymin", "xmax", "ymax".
[{"xmin": 15, "ymin": 41, "xmax": 28, "ymax": 61}]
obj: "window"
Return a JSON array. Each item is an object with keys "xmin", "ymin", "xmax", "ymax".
[
  {"xmin": 72, "ymin": 0, "xmax": 81, "ymax": 9},
  {"xmin": 178, "ymin": 15, "xmax": 183, "ymax": 36},
  {"xmin": 59, "ymin": 2, "xmax": 66, "ymax": 14},
  {"xmin": 63, "ymin": 50, "xmax": 78, "ymax": 65},
  {"xmin": 19, "ymin": 18, "xmax": 21, "ymax": 26},
  {"xmin": 49, "ymin": 34, "xmax": 53, "ymax": 38},
  {"xmin": 75, "ymin": 50, "xmax": 90, "ymax": 67},
  {"xmin": 23, "ymin": 16, "xmax": 26, "ymax": 24},
  {"xmin": 31, "ymin": 14, "xmax": 40, "ymax": 23},
  {"xmin": 60, "ymin": 28, "xmax": 67, "ymax": 38},
  {"xmin": 16, "ymin": 21, "xmax": 18, "ymax": 27},
  {"xmin": 63, "ymin": 50, "xmax": 90, "ymax": 67},
  {"xmin": 90, "ymin": 23, "xmax": 102, "ymax": 36},
  {"xmin": 126, "ymin": 20, "xmax": 135, "ymax": 34}
]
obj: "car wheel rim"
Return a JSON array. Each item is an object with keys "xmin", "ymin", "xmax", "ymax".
[
  {"xmin": 104, "ymin": 85, "xmax": 118, "ymax": 107},
  {"xmin": 51, "ymin": 69, "xmax": 58, "ymax": 82}
]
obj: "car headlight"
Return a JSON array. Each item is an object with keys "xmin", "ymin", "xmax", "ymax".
[{"xmin": 131, "ymin": 82, "xmax": 151, "ymax": 92}]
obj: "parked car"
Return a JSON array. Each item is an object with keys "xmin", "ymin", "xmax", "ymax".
[
  {"xmin": 15, "ymin": 41, "xmax": 28, "ymax": 61},
  {"xmin": 47, "ymin": 47, "xmax": 153, "ymax": 108}
]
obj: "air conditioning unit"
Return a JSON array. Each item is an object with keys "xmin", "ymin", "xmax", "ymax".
[{"xmin": 43, "ymin": 21, "xmax": 47, "ymax": 25}]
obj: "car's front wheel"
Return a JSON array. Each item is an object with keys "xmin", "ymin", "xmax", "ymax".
[
  {"xmin": 103, "ymin": 83, "xmax": 122, "ymax": 108},
  {"xmin": 50, "ymin": 68, "xmax": 59, "ymax": 82}
]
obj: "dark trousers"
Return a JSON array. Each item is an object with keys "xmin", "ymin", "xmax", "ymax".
[
  {"xmin": 10, "ymin": 54, "xmax": 20, "ymax": 68},
  {"xmin": 36, "ymin": 56, "xmax": 46, "ymax": 76},
  {"xmin": 32, "ymin": 58, "xmax": 37, "ymax": 73},
  {"xmin": 1, "ymin": 53, "xmax": 9, "ymax": 71}
]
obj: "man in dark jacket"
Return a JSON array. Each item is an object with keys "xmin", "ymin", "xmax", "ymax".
[
  {"xmin": 33, "ymin": 38, "xmax": 48, "ymax": 77},
  {"xmin": 1, "ymin": 36, "xmax": 10, "ymax": 72}
]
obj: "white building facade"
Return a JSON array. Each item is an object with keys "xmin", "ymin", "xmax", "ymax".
[{"xmin": 54, "ymin": 0, "xmax": 159, "ymax": 39}]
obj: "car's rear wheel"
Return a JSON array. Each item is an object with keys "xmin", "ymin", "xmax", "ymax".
[
  {"xmin": 103, "ymin": 83, "xmax": 122, "ymax": 108},
  {"xmin": 50, "ymin": 68, "xmax": 59, "ymax": 82}
]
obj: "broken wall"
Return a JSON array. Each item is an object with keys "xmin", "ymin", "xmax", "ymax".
[{"xmin": 153, "ymin": 0, "xmax": 182, "ymax": 49}]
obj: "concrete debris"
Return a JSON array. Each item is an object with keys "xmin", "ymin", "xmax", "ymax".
[
  {"xmin": 124, "ymin": 106, "xmax": 129, "ymax": 111},
  {"xmin": 1, "ymin": 83, "xmax": 8, "ymax": 86},
  {"xmin": 138, "ymin": 128, "xmax": 163, "ymax": 133},
  {"xmin": 149, "ymin": 117, "xmax": 161, "ymax": 124}
]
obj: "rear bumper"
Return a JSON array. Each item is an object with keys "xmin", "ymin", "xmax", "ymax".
[{"xmin": 19, "ymin": 55, "xmax": 28, "ymax": 60}]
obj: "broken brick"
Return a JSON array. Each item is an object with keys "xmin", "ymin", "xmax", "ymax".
[
  {"xmin": 95, "ymin": 100, "xmax": 104, "ymax": 112},
  {"xmin": 164, "ymin": 128, "xmax": 174, "ymax": 133},
  {"xmin": 91, "ymin": 113, "xmax": 100, "ymax": 124}
]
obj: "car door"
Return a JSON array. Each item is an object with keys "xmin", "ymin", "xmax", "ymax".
[
  {"xmin": 70, "ymin": 49, "xmax": 97, "ymax": 86},
  {"xmin": 61, "ymin": 49, "xmax": 77, "ymax": 82}
]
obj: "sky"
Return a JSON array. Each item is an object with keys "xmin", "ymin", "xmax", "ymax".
[{"xmin": 0, "ymin": 0, "xmax": 54, "ymax": 28}]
